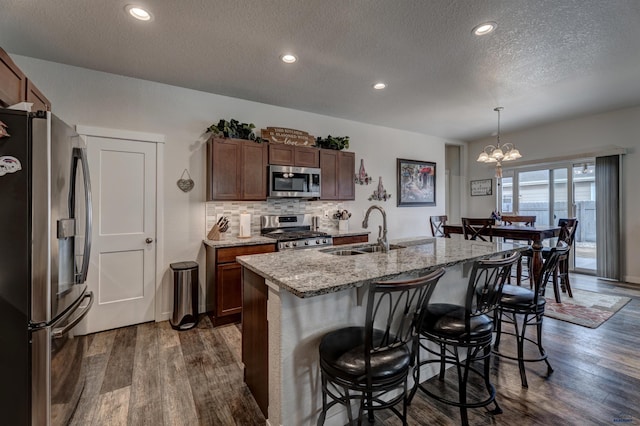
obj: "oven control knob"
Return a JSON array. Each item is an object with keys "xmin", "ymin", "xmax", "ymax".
[
  {"xmin": 305, "ymin": 240, "xmax": 310, "ymax": 245},
  {"xmin": 285, "ymin": 242, "xmax": 291, "ymax": 248},
  {"xmin": 315, "ymin": 239, "xmax": 321, "ymax": 244},
  {"xmin": 322, "ymin": 239, "xmax": 328, "ymax": 244},
  {"xmin": 292, "ymin": 242, "xmax": 298, "ymax": 247}
]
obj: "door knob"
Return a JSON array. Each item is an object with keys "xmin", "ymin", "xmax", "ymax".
[{"xmin": 145, "ymin": 238, "xmax": 154, "ymax": 244}]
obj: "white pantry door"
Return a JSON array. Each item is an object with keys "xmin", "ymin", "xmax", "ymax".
[{"xmin": 83, "ymin": 136, "xmax": 157, "ymax": 333}]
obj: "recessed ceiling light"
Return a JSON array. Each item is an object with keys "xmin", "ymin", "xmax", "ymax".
[
  {"xmin": 281, "ymin": 54, "xmax": 297, "ymax": 64},
  {"xmin": 125, "ymin": 5, "xmax": 153, "ymax": 21},
  {"xmin": 472, "ymin": 22, "xmax": 497, "ymax": 36},
  {"xmin": 373, "ymin": 82, "xmax": 387, "ymax": 90}
]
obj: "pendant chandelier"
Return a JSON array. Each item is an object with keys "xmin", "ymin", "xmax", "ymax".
[{"xmin": 476, "ymin": 107, "xmax": 522, "ymax": 178}]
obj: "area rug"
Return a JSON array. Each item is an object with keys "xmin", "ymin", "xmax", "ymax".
[{"xmin": 544, "ymin": 288, "xmax": 631, "ymax": 328}]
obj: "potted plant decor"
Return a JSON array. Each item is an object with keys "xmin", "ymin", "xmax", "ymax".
[
  {"xmin": 315, "ymin": 135, "xmax": 350, "ymax": 150},
  {"xmin": 205, "ymin": 119, "xmax": 266, "ymax": 142}
]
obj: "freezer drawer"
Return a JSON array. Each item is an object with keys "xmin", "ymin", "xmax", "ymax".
[{"xmin": 32, "ymin": 291, "xmax": 93, "ymax": 426}]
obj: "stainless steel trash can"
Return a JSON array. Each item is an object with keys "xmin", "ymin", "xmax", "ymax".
[{"xmin": 169, "ymin": 261, "xmax": 199, "ymax": 330}]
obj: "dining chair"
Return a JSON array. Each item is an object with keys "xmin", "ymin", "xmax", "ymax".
[
  {"xmin": 409, "ymin": 252, "xmax": 520, "ymax": 426},
  {"xmin": 524, "ymin": 218, "xmax": 578, "ymax": 302},
  {"xmin": 317, "ymin": 268, "xmax": 445, "ymax": 425},
  {"xmin": 494, "ymin": 242, "xmax": 569, "ymax": 387},
  {"xmin": 429, "ymin": 215, "xmax": 448, "ymax": 237},
  {"xmin": 501, "ymin": 215, "xmax": 536, "ymax": 286},
  {"xmin": 461, "ymin": 218, "xmax": 495, "ymax": 242}
]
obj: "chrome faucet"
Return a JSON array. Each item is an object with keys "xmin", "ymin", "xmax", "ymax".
[{"xmin": 362, "ymin": 205, "xmax": 389, "ymax": 252}]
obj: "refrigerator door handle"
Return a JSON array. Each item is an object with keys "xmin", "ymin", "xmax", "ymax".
[
  {"xmin": 52, "ymin": 291, "xmax": 94, "ymax": 339},
  {"xmin": 70, "ymin": 147, "xmax": 93, "ymax": 284}
]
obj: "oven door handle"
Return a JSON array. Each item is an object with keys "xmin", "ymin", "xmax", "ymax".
[{"xmin": 52, "ymin": 292, "xmax": 94, "ymax": 339}]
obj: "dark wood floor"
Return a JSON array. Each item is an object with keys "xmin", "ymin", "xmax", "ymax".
[{"xmin": 72, "ymin": 274, "xmax": 640, "ymax": 425}]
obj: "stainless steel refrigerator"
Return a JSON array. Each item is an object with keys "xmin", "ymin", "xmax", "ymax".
[{"xmin": 0, "ymin": 108, "xmax": 93, "ymax": 425}]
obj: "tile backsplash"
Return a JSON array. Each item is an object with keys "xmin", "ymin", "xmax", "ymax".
[{"xmin": 205, "ymin": 199, "xmax": 350, "ymax": 237}]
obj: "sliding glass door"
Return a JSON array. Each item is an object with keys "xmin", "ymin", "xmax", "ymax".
[{"xmin": 499, "ymin": 161, "xmax": 597, "ymax": 274}]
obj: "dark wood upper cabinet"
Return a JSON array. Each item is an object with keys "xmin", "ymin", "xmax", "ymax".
[
  {"xmin": 268, "ymin": 144, "xmax": 319, "ymax": 167},
  {"xmin": 1, "ymin": 47, "xmax": 51, "ymax": 111},
  {"xmin": 242, "ymin": 141, "xmax": 269, "ymax": 199},
  {"xmin": 25, "ymin": 79, "xmax": 51, "ymax": 112},
  {"xmin": 294, "ymin": 145, "xmax": 320, "ymax": 167},
  {"xmin": 337, "ymin": 151, "xmax": 355, "ymax": 200},
  {"xmin": 320, "ymin": 150, "xmax": 339, "ymax": 199},
  {"xmin": 268, "ymin": 144, "xmax": 295, "ymax": 165},
  {"xmin": 207, "ymin": 137, "xmax": 268, "ymax": 201},
  {"xmin": 0, "ymin": 47, "xmax": 27, "ymax": 108},
  {"xmin": 320, "ymin": 150, "xmax": 355, "ymax": 200}
]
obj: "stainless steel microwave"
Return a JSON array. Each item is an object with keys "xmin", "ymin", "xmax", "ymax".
[{"xmin": 268, "ymin": 165, "xmax": 321, "ymax": 198}]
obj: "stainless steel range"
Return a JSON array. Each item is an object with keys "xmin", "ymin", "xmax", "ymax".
[{"xmin": 261, "ymin": 214, "xmax": 333, "ymax": 250}]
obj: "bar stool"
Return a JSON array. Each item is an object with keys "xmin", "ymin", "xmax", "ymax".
[
  {"xmin": 409, "ymin": 252, "xmax": 520, "ymax": 426},
  {"xmin": 317, "ymin": 268, "xmax": 446, "ymax": 425},
  {"xmin": 494, "ymin": 242, "xmax": 570, "ymax": 387}
]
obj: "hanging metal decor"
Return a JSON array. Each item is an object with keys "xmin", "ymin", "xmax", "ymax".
[
  {"xmin": 177, "ymin": 169, "xmax": 195, "ymax": 192},
  {"xmin": 354, "ymin": 159, "xmax": 373, "ymax": 185},
  {"xmin": 0, "ymin": 120, "xmax": 10, "ymax": 138},
  {"xmin": 368, "ymin": 176, "xmax": 391, "ymax": 201}
]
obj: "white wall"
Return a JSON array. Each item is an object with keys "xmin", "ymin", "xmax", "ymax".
[
  {"xmin": 466, "ymin": 106, "xmax": 640, "ymax": 284},
  {"xmin": 12, "ymin": 55, "xmax": 460, "ymax": 317}
]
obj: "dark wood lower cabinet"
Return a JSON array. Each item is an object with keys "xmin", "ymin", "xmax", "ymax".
[
  {"xmin": 206, "ymin": 243, "xmax": 275, "ymax": 326},
  {"xmin": 332, "ymin": 234, "xmax": 369, "ymax": 245},
  {"xmin": 242, "ymin": 267, "xmax": 269, "ymax": 417},
  {"xmin": 216, "ymin": 263, "xmax": 242, "ymax": 317}
]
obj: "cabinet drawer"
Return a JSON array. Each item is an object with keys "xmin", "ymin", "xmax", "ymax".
[{"xmin": 216, "ymin": 244, "xmax": 276, "ymax": 263}]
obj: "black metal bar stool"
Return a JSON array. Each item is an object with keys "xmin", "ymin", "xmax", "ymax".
[
  {"xmin": 409, "ymin": 252, "xmax": 519, "ymax": 426},
  {"xmin": 317, "ymin": 268, "xmax": 446, "ymax": 425},
  {"xmin": 494, "ymin": 242, "xmax": 570, "ymax": 387}
]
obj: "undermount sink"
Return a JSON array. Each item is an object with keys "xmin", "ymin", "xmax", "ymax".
[
  {"xmin": 353, "ymin": 244, "xmax": 405, "ymax": 253},
  {"xmin": 321, "ymin": 244, "xmax": 405, "ymax": 256},
  {"xmin": 324, "ymin": 249, "xmax": 365, "ymax": 256}
]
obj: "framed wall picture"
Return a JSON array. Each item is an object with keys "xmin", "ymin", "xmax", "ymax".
[
  {"xmin": 470, "ymin": 178, "xmax": 493, "ymax": 196},
  {"xmin": 397, "ymin": 158, "xmax": 436, "ymax": 206}
]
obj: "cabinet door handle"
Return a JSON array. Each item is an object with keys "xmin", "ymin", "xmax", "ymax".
[{"xmin": 145, "ymin": 237, "xmax": 154, "ymax": 244}]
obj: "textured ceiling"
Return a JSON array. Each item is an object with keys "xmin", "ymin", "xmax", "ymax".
[{"xmin": 1, "ymin": 0, "xmax": 639, "ymax": 141}]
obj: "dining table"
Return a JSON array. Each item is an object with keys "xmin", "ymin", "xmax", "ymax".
[{"xmin": 444, "ymin": 224, "xmax": 563, "ymax": 295}]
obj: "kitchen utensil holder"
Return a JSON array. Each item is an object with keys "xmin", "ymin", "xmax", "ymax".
[{"xmin": 207, "ymin": 224, "xmax": 222, "ymax": 240}]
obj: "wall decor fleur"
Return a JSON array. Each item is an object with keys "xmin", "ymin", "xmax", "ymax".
[
  {"xmin": 368, "ymin": 177, "xmax": 391, "ymax": 201},
  {"xmin": 355, "ymin": 159, "xmax": 373, "ymax": 185}
]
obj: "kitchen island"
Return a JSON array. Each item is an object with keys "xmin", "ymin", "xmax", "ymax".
[{"xmin": 237, "ymin": 237, "xmax": 525, "ymax": 426}]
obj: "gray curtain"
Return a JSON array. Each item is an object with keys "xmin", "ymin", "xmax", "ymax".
[{"xmin": 595, "ymin": 155, "xmax": 621, "ymax": 280}]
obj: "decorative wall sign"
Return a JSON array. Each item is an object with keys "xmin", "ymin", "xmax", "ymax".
[
  {"xmin": 397, "ymin": 158, "xmax": 436, "ymax": 206},
  {"xmin": 177, "ymin": 169, "xmax": 195, "ymax": 192},
  {"xmin": 470, "ymin": 179, "xmax": 493, "ymax": 196},
  {"xmin": 355, "ymin": 159, "xmax": 373, "ymax": 185},
  {"xmin": 369, "ymin": 176, "xmax": 391, "ymax": 201},
  {"xmin": 261, "ymin": 127, "xmax": 315, "ymax": 145}
]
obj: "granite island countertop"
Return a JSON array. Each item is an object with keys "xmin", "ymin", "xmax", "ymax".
[{"xmin": 237, "ymin": 237, "xmax": 527, "ymax": 298}]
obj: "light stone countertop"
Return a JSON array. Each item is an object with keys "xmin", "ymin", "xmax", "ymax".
[
  {"xmin": 237, "ymin": 237, "xmax": 527, "ymax": 298},
  {"xmin": 203, "ymin": 235, "xmax": 275, "ymax": 248},
  {"xmin": 203, "ymin": 229, "xmax": 369, "ymax": 248}
]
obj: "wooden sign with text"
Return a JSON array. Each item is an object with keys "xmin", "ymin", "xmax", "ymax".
[{"xmin": 261, "ymin": 127, "xmax": 315, "ymax": 146}]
